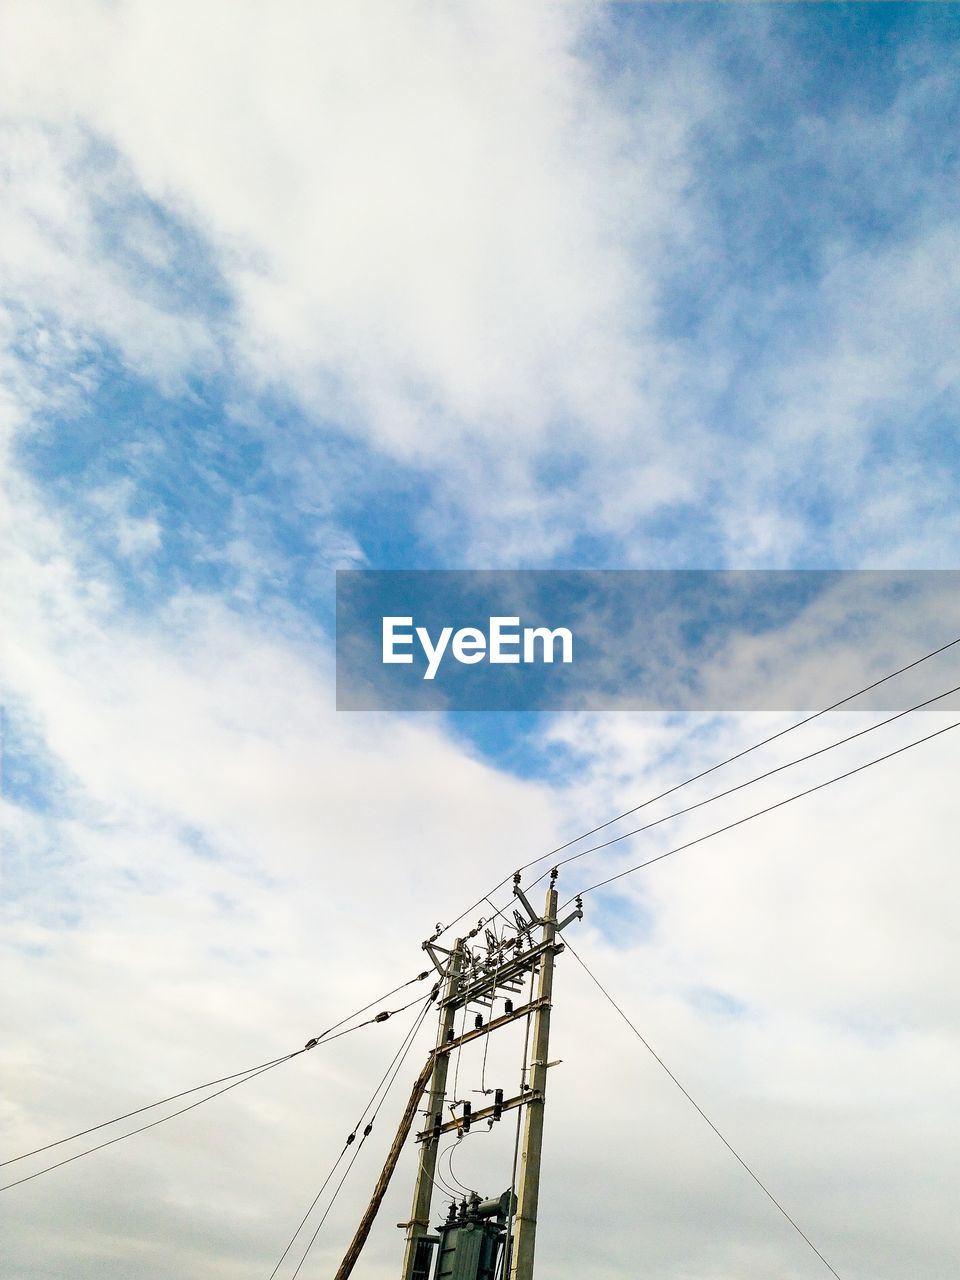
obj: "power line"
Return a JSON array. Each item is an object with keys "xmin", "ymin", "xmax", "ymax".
[
  {"xmin": 0, "ymin": 1054, "xmax": 297, "ymax": 1193},
  {"xmin": 2, "ymin": 973, "xmax": 434, "ymax": 1193},
  {"xmin": 1, "ymin": 1051, "xmax": 298, "ymax": 1169},
  {"xmin": 522, "ymin": 680, "xmax": 960, "ymax": 889},
  {"xmin": 434, "ymin": 633, "xmax": 960, "ymax": 941},
  {"xmin": 282, "ymin": 996, "xmax": 436, "ymax": 1280},
  {"xmin": 268, "ymin": 1133, "xmax": 357, "ymax": 1280},
  {"xmin": 566, "ymin": 718, "xmax": 960, "ymax": 906},
  {"xmin": 434, "ymin": 1138, "xmax": 470, "ymax": 1201},
  {"xmin": 9, "ymin": 638, "xmax": 958, "ymax": 1249},
  {"xmin": 290, "ymin": 1144, "xmax": 370, "ymax": 1280},
  {"xmin": 458, "ymin": 686, "xmax": 960, "ymax": 942},
  {"xmin": 532, "ymin": 634, "xmax": 960, "ymax": 867},
  {"xmin": 564, "ymin": 940, "xmax": 843, "ymax": 1280},
  {"xmin": 304, "ymin": 969, "xmax": 433, "ymax": 1047},
  {"xmin": 268, "ymin": 991, "xmax": 437, "ymax": 1279}
]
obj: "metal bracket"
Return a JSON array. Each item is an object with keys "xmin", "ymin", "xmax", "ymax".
[
  {"xmin": 512, "ymin": 882, "xmax": 540, "ymax": 925},
  {"xmin": 422, "ymin": 941, "xmax": 450, "ymax": 977},
  {"xmin": 435, "ymin": 996, "xmax": 551, "ymax": 1056},
  {"xmin": 450, "ymin": 938, "xmax": 559, "ymax": 1009},
  {"xmin": 557, "ymin": 906, "xmax": 583, "ymax": 932},
  {"xmin": 415, "ymin": 1089, "xmax": 543, "ymax": 1142}
]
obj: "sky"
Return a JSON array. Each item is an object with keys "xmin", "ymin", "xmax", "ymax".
[{"xmin": 1, "ymin": 3, "xmax": 960, "ymax": 1278}]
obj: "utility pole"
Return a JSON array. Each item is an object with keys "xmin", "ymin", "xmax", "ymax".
[
  {"xmin": 508, "ymin": 879, "xmax": 558, "ymax": 1280},
  {"xmin": 396, "ymin": 871, "xmax": 581, "ymax": 1280},
  {"xmin": 400, "ymin": 939, "xmax": 466, "ymax": 1280}
]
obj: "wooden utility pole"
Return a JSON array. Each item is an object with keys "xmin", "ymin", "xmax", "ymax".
[{"xmin": 334, "ymin": 1053, "xmax": 437, "ymax": 1280}]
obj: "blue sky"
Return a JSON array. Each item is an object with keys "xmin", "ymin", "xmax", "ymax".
[
  {"xmin": 6, "ymin": 2, "xmax": 958, "ymax": 766},
  {"xmin": 2, "ymin": 4, "xmax": 960, "ymax": 1279},
  {"xmin": 7, "ymin": 4, "xmax": 960, "ymax": 607}
]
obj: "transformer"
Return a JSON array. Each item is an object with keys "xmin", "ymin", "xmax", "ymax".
[{"xmin": 416, "ymin": 1190, "xmax": 516, "ymax": 1280}]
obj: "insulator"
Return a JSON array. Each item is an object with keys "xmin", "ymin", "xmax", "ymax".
[
  {"xmin": 462, "ymin": 1102, "xmax": 472, "ymax": 1133},
  {"xmin": 492, "ymin": 1088, "xmax": 503, "ymax": 1120},
  {"xmin": 504, "ymin": 999, "xmax": 514, "ymax": 1014},
  {"xmin": 474, "ymin": 1013, "xmax": 483, "ymax": 1029}
]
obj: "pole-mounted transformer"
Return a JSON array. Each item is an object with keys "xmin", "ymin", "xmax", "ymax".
[{"xmin": 415, "ymin": 1190, "xmax": 516, "ymax": 1280}]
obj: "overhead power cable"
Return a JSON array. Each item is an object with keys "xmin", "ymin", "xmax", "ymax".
[
  {"xmin": 0, "ymin": 1055, "xmax": 298, "ymax": 1193},
  {"xmin": 303, "ymin": 969, "xmax": 433, "ymax": 1048},
  {"xmin": 1, "ymin": 1050, "xmax": 298, "ymax": 1170},
  {"xmin": 522, "ymin": 680, "xmax": 960, "ymax": 891},
  {"xmin": 268, "ymin": 1133, "xmax": 356, "ymax": 1280},
  {"xmin": 268, "ymin": 987, "xmax": 438, "ymax": 1279},
  {"xmin": 565, "ymin": 717, "xmax": 960, "ymax": 906},
  {"xmin": 275, "ymin": 993, "xmax": 437, "ymax": 1280},
  {"xmin": 2, "ymin": 971, "xmax": 434, "ymax": 1193},
  {"xmin": 433, "ymin": 633, "xmax": 960, "ymax": 941},
  {"xmin": 564, "ymin": 939, "xmax": 843, "ymax": 1279}
]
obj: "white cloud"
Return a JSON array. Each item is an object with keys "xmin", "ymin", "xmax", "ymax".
[
  {"xmin": 3, "ymin": 3, "xmax": 958, "ymax": 569},
  {"xmin": 0, "ymin": 122, "xmax": 220, "ymax": 395},
  {"xmin": 2, "ymin": 6, "xmax": 960, "ymax": 1277},
  {"xmin": 1, "ymin": 0, "xmax": 719, "ymax": 561},
  {"xmin": 4, "ymin": 472, "xmax": 960, "ymax": 1277},
  {"xmin": 0, "ymin": 459, "xmax": 569, "ymax": 1275}
]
